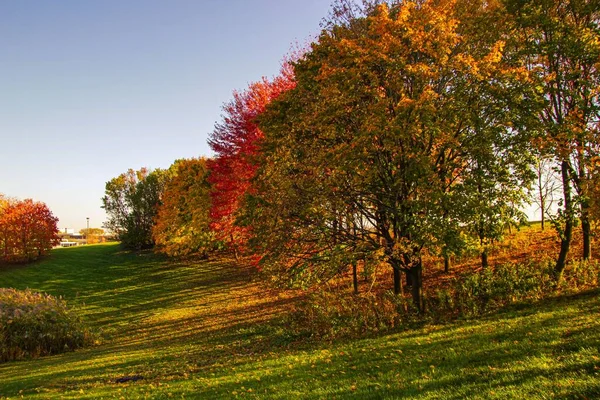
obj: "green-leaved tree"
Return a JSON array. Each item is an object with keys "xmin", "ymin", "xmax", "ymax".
[
  {"xmin": 102, "ymin": 168, "xmax": 169, "ymax": 249},
  {"xmin": 250, "ymin": 0, "xmax": 536, "ymax": 310}
]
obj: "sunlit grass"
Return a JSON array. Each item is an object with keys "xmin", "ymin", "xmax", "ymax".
[{"xmin": 0, "ymin": 243, "xmax": 599, "ymax": 399}]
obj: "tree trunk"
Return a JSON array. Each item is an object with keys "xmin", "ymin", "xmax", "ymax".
[
  {"xmin": 540, "ymin": 197, "xmax": 545, "ymax": 230},
  {"xmin": 539, "ymin": 170, "xmax": 546, "ymax": 230},
  {"xmin": 582, "ymin": 207, "xmax": 592, "ymax": 260},
  {"xmin": 229, "ymin": 233, "xmax": 241, "ymax": 261},
  {"xmin": 408, "ymin": 263, "xmax": 424, "ymax": 313},
  {"xmin": 478, "ymin": 217, "xmax": 487, "ymax": 269},
  {"xmin": 481, "ymin": 250, "xmax": 488, "ymax": 269},
  {"xmin": 405, "ymin": 269, "xmax": 413, "ymax": 287},
  {"xmin": 555, "ymin": 160, "xmax": 573, "ymax": 279},
  {"xmin": 577, "ymin": 138, "xmax": 591, "ymax": 260},
  {"xmin": 444, "ymin": 253, "xmax": 451, "ymax": 273},
  {"xmin": 352, "ymin": 262, "xmax": 358, "ymax": 294}
]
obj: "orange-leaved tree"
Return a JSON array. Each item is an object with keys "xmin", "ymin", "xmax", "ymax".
[
  {"xmin": 207, "ymin": 64, "xmax": 295, "ymax": 259},
  {"xmin": 251, "ymin": 0, "xmax": 537, "ymax": 310},
  {"xmin": 152, "ymin": 158, "xmax": 216, "ymax": 258},
  {"xmin": 0, "ymin": 195, "xmax": 59, "ymax": 263}
]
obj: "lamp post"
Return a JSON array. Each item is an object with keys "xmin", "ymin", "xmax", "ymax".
[{"xmin": 86, "ymin": 217, "xmax": 89, "ymax": 244}]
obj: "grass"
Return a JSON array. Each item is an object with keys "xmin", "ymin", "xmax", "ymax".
[{"xmin": 1, "ymin": 243, "xmax": 599, "ymax": 399}]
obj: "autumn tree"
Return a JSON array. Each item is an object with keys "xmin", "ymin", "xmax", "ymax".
[
  {"xmin": 0, "ymin": 196, "xmax": 59, "ymax": 263},
  {"xmin": 506, "ymin": 0, "xmax": 600, "ymax": 273},
  {"xmin": 102, "ymin": 168, "xmax": 169, "ymax": 249},
  {"xmin": 251, "ymin": 0, "xmax": 536, "ymax": 310},
  {"xmin": 0, "ymin": 194, "xmax": 11, "ymax": 261},
  {"xmin": 80, "ymin": 228, "xmax": 105, "ymax": 244},
  {"xmin": 152, "ymin": 158, "xmax": 216, "ymax": 258},
  {"xmin": 207, "ymin": 66, "xmax": 295, "ymax": 259}
]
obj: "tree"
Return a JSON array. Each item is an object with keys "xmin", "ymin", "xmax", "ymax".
[
  {"xmin": 506, "ymin": 0, "xmax": 600, "ymax": 273},
  {"xmin": 79, "ymin": 228, "xmax": 105, "ymax": 244},
  {"xmin": 0, "ymin": 194, "xmax": 11, "ymax": 261},
  {"xmin": 251, "ymin": 0, "xmax": 536, "ymax": 310},
  {"xmin": 79, "ymin": 228, "xmax": 104, "ymax": 235},
  {"xmin": 152, "ymin": 158, "xmax": 216, "ymax": 258},
  {"xmin": 207, "ymin": 65, "xmax": 295, "ymax": 258},
  {"xmin": 0, "ymin": 196, "xmax": 59, "ymax": 263},
  {"xmin": 531, "ymin": 156, "xmax": 561, "ymax": 230},
  {"xmin": 101, "ymin": 168, "xmax": 169, "ymax": 249}
]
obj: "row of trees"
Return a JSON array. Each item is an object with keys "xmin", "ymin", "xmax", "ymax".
[
  {"xmin": 101, "ymin": 160, "xmax": 215, "ymax": 256},
  {"xmin": 0, "ymin": 194, "xmax": 59, "ymax": 264},
  {"xmin": 102, "ymin": 0, "xmax": 600, "ymax": 311}
]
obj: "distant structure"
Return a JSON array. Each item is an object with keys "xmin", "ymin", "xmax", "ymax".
[
  {"xmin": 56, "ymin": 228, "xmax": 84, "ymax": 247},
  {"xmin": 54, "ymin": 227, "xmax": 113, "ymax": 248}
]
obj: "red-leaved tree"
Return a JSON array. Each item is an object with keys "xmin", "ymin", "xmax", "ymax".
[
  {"xmin": 207, "ymin": 65, "xmax": 295, "ymax": 258},
  {"xmin": 0, "ymin": 196, "xmax": 59, "ymax": 263}
]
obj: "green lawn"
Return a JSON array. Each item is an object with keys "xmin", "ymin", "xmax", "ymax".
[{"xmin": 1, "ymin": 243, "xmax": 599, "ymax": 399}]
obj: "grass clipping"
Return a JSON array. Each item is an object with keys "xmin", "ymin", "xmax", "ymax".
[{"xmin": 0, "ymin": 288, "xmax": 93, "ymax": 362}]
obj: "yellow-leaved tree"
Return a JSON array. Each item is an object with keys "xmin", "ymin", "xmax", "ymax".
[
  {"xmin": 152, "ymin": 158, "xmax": 216, "ymax": 258},
  {"xmin": 249, "ymin": 0, "xmax": 538, "ymax": 311}
]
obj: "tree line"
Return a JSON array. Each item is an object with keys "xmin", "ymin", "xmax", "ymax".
[{"xmin": 102, "ymin": 0, "xmax": 600, "ymax": 311}]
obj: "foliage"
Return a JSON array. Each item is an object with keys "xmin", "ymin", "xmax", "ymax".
[
  {"xmin": 153, "ymin": 158, "xmax": 218, "ymax": 257},
  {"xmin": 0, "ymin": 195, "xmax": 59, "ymax": 264},
  {"xmin": 506, "ymin": 0, "xmax": 600, "ymax": 266},
  {"xmin": 80, "ymin": 228, "xmax": 105, "ymax": 244},
  {"xmin": 0, "ymin": 288, "xmax": 92, "ymax": 362},
  {"xmin": 285, "ymin": 290, "xmax": 416, "ymax": 340},
  {"xmin": 101, "ymin": 168, "xmax": 170, "ymax": 249},
  {"xmin": 207, "ymin": 65, "xmax": 295, "ymax": 257},
  {"xmin": 79, "ymin": 228, "xmax": 104, "ymax": 237},
  {"xmin": 287, "ymin": 258, "xmax": 600, "ymax": 339},
  {"xmin": 252, "ymin": 0, "xmax": 537, "ymax": 309},
  {"xmin": 446, "ymin": 259, "xmax": 599, "ymax": 317}
]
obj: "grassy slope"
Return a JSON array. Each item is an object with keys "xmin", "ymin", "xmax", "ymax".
[{"xmin": 0, "ymin": 243, "xmax": 598, "ymax": 399}]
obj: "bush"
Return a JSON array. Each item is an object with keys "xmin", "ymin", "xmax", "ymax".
[
  {"xmin": 286, "ymin": 260, "xmax": 600, "ymax": 340},
  {"xmin": 0, "ymin": 288, "xmax": 93, "ymax": 362},
  {"xmin": 285, "ymin": 290, "xmax": 419, "ymax": 340},
  {"xmin": 448, "ymin": 259, "xmax": 600, "ymax": 318},
  {"xmin": 564, "ymin": 259, "xmax": 600, "ymax": 289}
]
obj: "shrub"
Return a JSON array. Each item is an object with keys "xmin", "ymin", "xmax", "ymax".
[
  {"xmin": 449, "ymin": 261, "xmax": 554, "ymax": 318},
  {"xmin": 564, "ymin": 259, "xmax": 600, "ymax": 289},
  {"xmin": 285, "ymin": 290, "xmax": 419, "ymax": 340},
  {"xmin": 447, "ymin": 259, "xmax": 600, "ymax": 318},
  {"xmin": 0, "ymin": 288, "xmax": 93, "ymax": 362},
  {"xmin": 286, "ymin": 260, "xmax": 600, "ymax": 340}
]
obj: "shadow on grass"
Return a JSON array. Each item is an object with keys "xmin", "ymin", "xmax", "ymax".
[
  {"xmin": 1, "ymin": 244, "xmax": 599, "ymax": 399},
  {"xmin": 160, "ymin": 289, "xmax": 600, "ymax": 399},
  {"xmin": 0, "ymin": 244, "xmax": 307, "ymax": 396}
]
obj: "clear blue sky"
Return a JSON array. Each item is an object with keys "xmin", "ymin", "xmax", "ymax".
[{"xmin": 0, "ymin": 0, "xmax": 332, "ymax": 231}]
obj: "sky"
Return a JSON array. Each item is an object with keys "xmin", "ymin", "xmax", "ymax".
[{"xmin": 0, "ymin": 0, "xmax": 333, "ymax": 231}]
